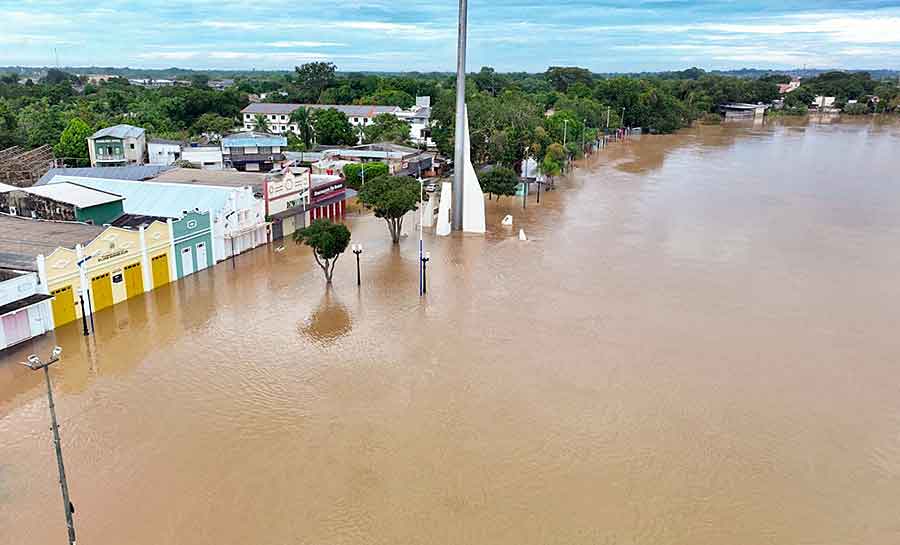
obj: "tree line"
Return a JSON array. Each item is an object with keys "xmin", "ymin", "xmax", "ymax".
[{"xmin": 2, "ymin": 64, "xmax": 897, "ymax": 167}]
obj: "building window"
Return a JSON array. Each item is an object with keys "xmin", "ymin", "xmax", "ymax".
[
  {"xmin": 245, "ymin": 125, "xmax": 252, "ymax": 130},
  {"xmin": 130, "ymin": 143, "xmax": 135, "ymax": 149},
  {"xmin": 281, "ymin": 115, "xmax": 287, "ymax": 120}
]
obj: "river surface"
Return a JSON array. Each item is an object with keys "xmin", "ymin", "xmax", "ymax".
[{"xmin": 2, "ymin": 117, "xmax": 900, "ymax": 545}]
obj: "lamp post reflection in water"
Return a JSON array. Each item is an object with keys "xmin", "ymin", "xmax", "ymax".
[{"xmin": 20, "ymin": 347, "xmax": 77, "ymax": 545}]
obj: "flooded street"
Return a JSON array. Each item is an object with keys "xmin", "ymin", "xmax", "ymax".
[{"xmin": 2, "ymin": 118, "xmax": 900, "ymax": 544}]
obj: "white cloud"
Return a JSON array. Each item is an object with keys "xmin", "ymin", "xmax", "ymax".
[
  {"xmin": 137, "ymin": 51, "xmax": 202, "ymax": 60},
  {"xmin": 266, "ymin": 41, "xmax": 346, "ymax": 48}
]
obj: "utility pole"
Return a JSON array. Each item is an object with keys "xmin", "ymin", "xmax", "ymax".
[
  {"xmin": 451, "ymin": 0, "xmax": 468, "ymax": 231},
  {"xmin": 22, "ymin": 348, "xmax": 77, "ymax": 545}
]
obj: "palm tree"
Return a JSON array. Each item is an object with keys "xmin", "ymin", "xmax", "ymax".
[
  {"xmin": 253, "ymin": 114, "xmax": 270, "ymax": 133},
  {"xmin": 290, "ymin": 107, "xmax": 314, "ymax": 148}
]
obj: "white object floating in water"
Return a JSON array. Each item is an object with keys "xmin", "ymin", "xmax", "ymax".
[
  {"xmin": 519, "ymin": 229, "xmax": 527, "ymax": 241},
  {"xmin": 501, "ymin": 215, "xmax": 513, "ymax": 226},
  {"xmin": 274, "ymin": 246, "xmax": 285, "ymax": 253}
]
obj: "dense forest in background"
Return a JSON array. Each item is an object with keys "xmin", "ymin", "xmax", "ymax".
[{"xmin": 1, "ymin": 64, "xmax": 897, "ymax": 170}]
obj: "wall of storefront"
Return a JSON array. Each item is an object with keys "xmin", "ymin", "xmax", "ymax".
[
  {"xmin": 42, "ymin": 221, "xmax": 173, "ymax": 329},
  {"xmin": 172, "ymin": 211, "xmax": 214, "ymax": 278},
  {"xmin": 0, "ymin": 272, "xmax": 53, "ymax": 350}
]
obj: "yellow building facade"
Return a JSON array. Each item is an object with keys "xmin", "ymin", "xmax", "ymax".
[{"xmin": 43, "ymin": 220, "xmax": 174, "ymax": 328}]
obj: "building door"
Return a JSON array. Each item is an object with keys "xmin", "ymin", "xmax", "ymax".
[
  {"xmin": 91, "ymin": 273, "xmax": 114, "ymax": 312},
  {"xmin": 152, "ymin": 254, "xmax": 170, "ymax": 288},
  {"xmin": 272, "ymin": 219, "xmax": 284, "ymax": 241},
  {"xmin": 123, "ymin": 262, "xmax": 144, "ymax": 298},
  {"xmin": 51, "ymin": 286, "xmax": 76, "ymax": 327},
  {"xmin": 2, "ymin": 310, "xmax": 32, "ymax": 346},
  {"xmin": 196, "ymin": 243, "xmax": 208, "ymax": 271},
  {"xmin": 181, "ymin": 247, "xmax": 194, "ymax": 277}
]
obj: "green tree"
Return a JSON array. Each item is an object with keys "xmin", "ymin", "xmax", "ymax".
[
  {"xmin": 343, "ymin": 162, "xmax": 389, "ymax": 190},
  {"xmin": 364, "ymin": 113, "xmax": 411, "ymax": 145},
  {"xmin": 545, "ymin": 66, "xmax": 593, "ymax": 93},
  {"xmin": 54, "ymin": 118, "xmax": 92, "ymax": 165},
  {"xmin": 312, "ymin": 108, "xmax": 355, "ymax": 145},
  {"xmin": 253, "ymin": 114, "xmax": 270, "ymax": 133},
  {"xmin": 294, "ymin": 62, "xmax": 337, "ymax": 103},
  {"xmin": 293, "ymin": 219, "xmax": 351, "ymax": 284},
  {"xmin": 479, "ymin": 166, "xmax": 519, "ymax": 200},
  {"xmin": 192, "ymin": 112, "xmax": 234, "ymax": 136},
  {"xmin": 357, "ymin": 175, "xmax": 421, "ymax": 243},
  {"xmin": 843, "ymin": 102, "xmax": 869, "ymax": 115},
  {"xmin": 290, "ymin": 106, "xmax": 314, "ymax": 148},
  {"xmin": 191, "ymin": 74, "xmax": 211, "ymax": 88},
  {"xmin": 0, "ymin": 99, "xmax": 19, "ymax": 149},
  {"xmin": 358, "ymin": 89, "xmax": 415, "ymax": 108},
  {"xmin": 541, "ymin": 156, "xmax": 561, "ymax": 186}
]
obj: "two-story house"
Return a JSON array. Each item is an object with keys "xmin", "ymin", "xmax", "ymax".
[
  {"xmin": 88, "ymin": 124, "xmax": 147, "ymax": 167},
  {"xmin": 221, "ymin": 132, "xmax": 287, "ymax": 172}
]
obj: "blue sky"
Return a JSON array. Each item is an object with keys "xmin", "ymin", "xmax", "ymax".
[{"xmin": 2, "ymin": 1, "xmax": 900, "ymax": 72}]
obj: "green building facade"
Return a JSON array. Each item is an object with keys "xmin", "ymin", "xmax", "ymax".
[
  {"xmin": 75, "ymin": 200, "xmax": 125, "ymax": 225},
  {"xmin": 172, "ymin": 210, "xmax": 214, "ymax": 278}
]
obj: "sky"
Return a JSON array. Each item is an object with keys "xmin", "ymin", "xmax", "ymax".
[{"xmin": 1, "ymin": 0, "xmax": 900, "ymax": 73}]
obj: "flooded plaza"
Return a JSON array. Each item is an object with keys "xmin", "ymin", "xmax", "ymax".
[{"xmin": 2, "ymin": 117, "xmax": 900, "ymax": 544}]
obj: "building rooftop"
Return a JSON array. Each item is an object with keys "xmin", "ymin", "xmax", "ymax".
[
  {"xmin": 26, "ymin": 182, "xmax": 124, "ymax": 208},
  {"xmin": 46, "ymin": 176, "xmax": 250, "ymax": 219},
  {"xmin": 221, "ymin": 132, "xmax": 287, "ymax": 148},
  {"xmin": 149, "ymin": 138, "xmax": 183, "ymax": 146},
  {"xmin": 90, "ymin": 124, "xmax": 146, "ymax": 140},
  {"xmin": 241, "ymin": 103, "xmax": 402, "ymax": 118},
  {"xmin": 149, "ymin": 167, "xmax": 268, "ymax": 192},
  {"xmin": 110, "ymin": 213, "xmax": 168, "ymax": 229},
  {"xmin": 0, "ymin": 214, "xmax": 105, "ymax": 271},
  {"xmin": 37, "ymin": 165, "xmax": 173, "ymax": 185}
]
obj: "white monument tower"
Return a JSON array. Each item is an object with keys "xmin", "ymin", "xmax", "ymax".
[{"xmin": 437, "ymin": 0, "xmax": 485, "ymax": 236}]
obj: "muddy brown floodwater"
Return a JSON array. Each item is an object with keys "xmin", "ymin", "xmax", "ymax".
[{"xmin": 2, "ymin": 118, "xmax": 900, "ymax": 545}]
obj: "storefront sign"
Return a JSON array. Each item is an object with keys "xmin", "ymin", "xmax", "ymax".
[
  {"xmin": 312, "ymin": 182, "xmax": 344, "ymax": 200},
  {"xmin": 97, "ymin": 249, "xmax": 128, "ymax": 262}
]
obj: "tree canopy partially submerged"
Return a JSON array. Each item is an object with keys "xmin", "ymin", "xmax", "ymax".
[
  {"xmin": 357, "ymin": 175, "xmax": 421, "ymax": 243},
  {"xmin": 293, "ymin": 219, "xmax": 351, "ymax": 284}
]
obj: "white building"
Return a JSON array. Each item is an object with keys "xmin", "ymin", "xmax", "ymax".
[
  {"xmin": 0, "ymin": 270, "xmax": 54, "ymax": 350},
  {"xmin": 148, "ymin": 138, "xmax": 182, "ymax": 166},
  {"xmin": 265, "ymin": 164, "xmax": 311, "ymax": 241},
  {"xmin": 148, "ymin": 140, "xmax": 225, "ymax": 170},
  {"xmin": 240, "ymin": 99, "xmax": 432, "ymax": 145},
  {"xmin": 395, "ymin": 96, "xmax": 434, "ymax": 147},
  {"xmin": 181, "ymin": 145, "xmax": 224, "ymax": 170}
]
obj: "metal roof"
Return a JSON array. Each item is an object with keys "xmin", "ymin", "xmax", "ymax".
[
  {"xmin": 47, "ymin": 176, "xmax": 253, "ymax": 219},
  {"xmin": 241, "ymin": 103, "xmax": 402, "ymax": 118},
  {"xmin": 221, "ymin": 132, "xmax": 287, "ymax": 148},
  {"xmin": 149, "ymin": 167, "xmax": 267, "ymax": 192},
  {"xmin": 37, "ymin": 165, "xmax": 174, "ymax": 185},
  {"xmin": 0, "ymin": 214, "xmax": 105, "ymax": 270},
  {"xmin": 90, "ymin": 124, "xmax": 146, "ymax": 140},
  {"xmin": 26, "ymin": 182, "xmax": 124, "ymax": 208}
]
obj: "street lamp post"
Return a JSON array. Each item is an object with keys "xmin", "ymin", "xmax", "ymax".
[
  {"xmin": 420, "ymin": 251, "xmax": 431, "ymax": 295},
  {"xmin": 352, "ymin": 244, "xmax": 363, "ymax": 286},
  {"xmin": 418, "ymin": 176, "xmax": 425, "ymax": 296},
  {"xmin": 21, "ymin": 347, "xmax": 77, "ymax": 545}
]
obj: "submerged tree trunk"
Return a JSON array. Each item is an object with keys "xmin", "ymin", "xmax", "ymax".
[
  {"xmin": 312, "ymin": 253, "xmax": 334, "ymax": 284},
  {"xmin": 387, "ymin": 217, "xmax": 403, "ymax": 244}
]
